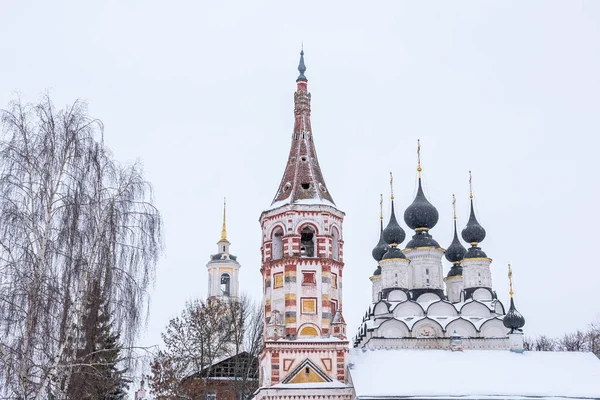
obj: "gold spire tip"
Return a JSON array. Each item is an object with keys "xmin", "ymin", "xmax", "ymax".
[
  {"xmin": 468, "ymin": 170, "xmax": 473, "ymax": 200},
  {"xmin": 221, "ymin": 197, "xmax": 227, "ymax": 241},
  {"xmin": 389, "ymin": 172, "xmax": 395, "ymax": 200},
  {"xmin": 417, "ymin": 139, "xmax": 422, "ymax": 176},
  {"xmin": 508, "ymin": 263, "xmax": 514, "ymax": 298},
  {"xmin": 452, "ymin": 194, "xmax": 457, "ymax": 220},
  {"xmin": 379, "ymin": 193, "xmax": 383, "ymax": 220}
]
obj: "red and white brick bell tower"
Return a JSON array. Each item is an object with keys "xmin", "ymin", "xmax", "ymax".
[{"xmin": 254, "ymin": 51, "xmax": 352, "ymax": 400}]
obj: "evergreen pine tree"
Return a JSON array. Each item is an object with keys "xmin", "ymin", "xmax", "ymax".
[{"xmin": 67, "ymin": 283, "xmax": 130, "ymax": 399}]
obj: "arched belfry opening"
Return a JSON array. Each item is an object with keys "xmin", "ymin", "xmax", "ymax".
[
  {"xmin": 272, "ymin": 227, "xmax": 284, "ymax": 260},
  {"xmin": 332, "ymin": 227, "xmax": 340, "ymax": 260},
  {"xmin": 300, "ymin": 225, "xmax": 316, "ymax": 257},
  {"xmin": 221, "ymin": 273, "xmax": 231, "ymax": 296}
]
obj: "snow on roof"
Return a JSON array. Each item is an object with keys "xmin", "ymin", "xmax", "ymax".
[
  {"xmin": 349, "ymin": 349, "xmax": 600, "ymax": 399},
  {"xmin": 266, "ymin": 197, "xmax": 337, "ymax": 212}
]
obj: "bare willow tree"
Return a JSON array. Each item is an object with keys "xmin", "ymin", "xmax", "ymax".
[{"xmin": 0, "ymin": 95, "xmax": 162, "ymax": 399}]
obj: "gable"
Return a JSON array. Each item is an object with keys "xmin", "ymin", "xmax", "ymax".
[{"xmin": 282, "ymin": 358, "xmax": 331, "ymax": 384}]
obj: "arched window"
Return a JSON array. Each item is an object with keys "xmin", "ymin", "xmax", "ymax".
[
  {"xmin": 272, "ymin": 227, "xmax": 284, "ymax": 260},
  {"xmin": 332, "ymin": 227, "xmax": 340, "ymax": 260},
  {"xmin": 300, "ymin": 226, "xmax": 315, "ymax": 258},
  {"xmin": 221, "ymin": 273, "xmax": 231, "ymax": 296}
]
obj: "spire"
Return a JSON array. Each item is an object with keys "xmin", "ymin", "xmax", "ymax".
[
  {"xmin": 404, "ymin": 140, "xmax": 440, "ymax": 249},
  {"xmin": 461, "ymin": 171, "xmax": 487, "ymax": 258},
  {"xmin": 221, "ymin": 197, "xmax": 227, "ymax": 241},
  {"xmin": 270, "ymin": 49, "xmax": 335, "ymax": 208},
  {"xmin": 382, "ymin": 172, "xmax": 406, "ymax": 260},
  {"xmin": 503, "ymin": 264, "xmax": 525, "ymax": 332},
  {"xmin": 446, "ymin": 194, "xmax": 467, "ymax": 277}
]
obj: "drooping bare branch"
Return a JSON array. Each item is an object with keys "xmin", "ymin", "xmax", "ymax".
[{"xmin": 0, "ymin": 95, "xmax": 163, "ymax": 399}]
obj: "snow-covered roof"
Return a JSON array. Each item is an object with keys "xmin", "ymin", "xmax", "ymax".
[
  {"xmin": 266, "ymin": 197, "xmax": 337, "ymax": 212},
  {"xmin": 349, "ymin": 349, "xmax": 600, "ymax": 399}
]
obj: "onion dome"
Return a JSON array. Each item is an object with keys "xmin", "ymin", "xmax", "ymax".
[
  {"xmin": 372, "ymin": 265, "xmax": 381, "ymax": 276},
  {"xmin": 404, "ymin": 178, "xmax": 439, "ymax": 231},
  {"xmin": 462, "ymin": 199, "xmax": 486, "ymax": 245},
  {"xmin": 446, "ymin": 222, "xmax": 467, "ymax": 264},
  {"xmin": 446, "ymin": 198, "xmax": 467, "ymax": 278},
  {"xmin": 383, "ymin": 202, "xmax": 405, "ymax": 247},
  {"xmin": 462, "ymin": 172, "xmax": 488, "ymax": 258},
  {"xmin": 503, "ymin": 298, "xmax": 526, "ymax": 333},
  {"xmin": 404, "ymin": 141, "xmax": 440, "ymax": 249},
  {"xmin": 503, "ymin": 264, "xmax": 525, "ymax": 333},
  {"xmin": 372, "ymin": 213, "xmax": 390, "ymax": 263},
  {"xmin": 382, "ymin": 174, "xmax": 407, "ymax": 260}
]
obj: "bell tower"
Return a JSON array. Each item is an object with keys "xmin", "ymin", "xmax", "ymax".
[
  {"xmin": 254, "ymin": 50, "xmax": 352, "ymax": 400},
  {"xmin": 207, "ymin": 198, "xmax": 240, "ymax": 299}
]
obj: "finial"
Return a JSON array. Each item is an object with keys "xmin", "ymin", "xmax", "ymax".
[
  {"xmin": 417, "ymin": 139, "xmax": 422, "ymax": 177},
  {"xmin": 297, "ymin": 47, "xmax": 307, "ymax": 82},
  {"xmin": 469, "ymin": 170, "xmax": 473, "ymax": 200},
  {"xmin": 221, "ymin": 197, "xmax": 227, "ymax": 241},
  {"xmin": 389, "ymin": 172, "xmax": 394, "ymax": 200},
  {"xmin": 380, "ymin": 193, "xmax": 383, "ymax": 220},
  {"xmin": 452, "ymin": 194, "xmax": 457, "ymax": 221},
  {"xmin": 508, "ymin": 263, "xmax": 514, "ymax": 298}
]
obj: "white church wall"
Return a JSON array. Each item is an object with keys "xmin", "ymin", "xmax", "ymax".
[
  {"xmin": 427, "ymin": 301, "xmax": 458, "ymax": 317},
  {"xmin": 446, "ymin": 318, "xmax": 477, "ymax": 338},
  {"xmin": 378, "ymin": 319, "xmax": 410, "ymax": 338},
  {"xmin": 393, "ymin": 301, "xmax": 424, "ymax": 318},
  {"xmin": 405, "ymin": 247, "xmax": 444, "ymax": 290},
  {"xmin": 461, "ymin": 301, "xmax": 491, "ymax": 317}
]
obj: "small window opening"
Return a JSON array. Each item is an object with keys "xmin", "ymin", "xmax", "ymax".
[
  {"xmin": 272, "ymin": 228, "xmax": 284, "ymax": 260},
  {"xmin": 301, "ymin": 183, "xmax": 310, "ymax": 190},
  {"xmin": 221, "ymin": 273, "xmax": 231, "ymax": 296},
  {"xmin": 300, "ymin": 226, "xmax": 315, "ymax": 257},
  {"xmin": 301, "ymin": 156, "xmax": 307, "ymax": 162},
  {"xmin": 305, "ymin": 367, "xmax": 310, "ymax": 374},
  {"xmin": 222, "ymin": 245, "xmax": 226, "ymax": 252},
  {"xmin": 332, "ymin": 228, "xmax": 340, "ymax": 260}
]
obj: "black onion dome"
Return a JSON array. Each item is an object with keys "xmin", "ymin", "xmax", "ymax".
[
  {"xmin": 373, "ymin": 265, "xmax": 381, "ymax": 276},
  {"xmin": 382, "ymin": 246, "xmax": 406, "ymax": 260},
  {"xmin": 445, "ymin": 220, "xmax": 467, "ymax": 263},
  {"xmin": 372, "ymin": 220, "xmax": 390, "ymax": 262},
  {"xmin": 382, "ymin": 202, "xmax": 406, "ymax": 246},
  {"xmin": 503, "ymin": 298, "xmax": 525, "ymax": 332},
  {"xmin": 461, "ymin": 199, "xmax": 486, "ymax": 245},
  {"xmin": 404, "ymin": 178, "xmax": 439, "ymax": 230}
]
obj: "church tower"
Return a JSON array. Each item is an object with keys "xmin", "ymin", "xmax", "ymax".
[
  {"xmin": 254, "ymin": 51, "xmax": 353, "ymax": 400},
  {"xmin": 207, "ymin": 199, "xmax": 240, "ymax": 299}
]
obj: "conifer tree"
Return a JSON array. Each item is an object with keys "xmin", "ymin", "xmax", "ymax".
[{"xmin": 66, "ymin": 283, "xmax": 130, "ymax": 399}]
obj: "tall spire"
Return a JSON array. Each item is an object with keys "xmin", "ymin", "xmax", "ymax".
[
  {"xmin": 270, "ymin": 49, "xmax": 335, "ymax": 207},
  {"xmin": 221, "ymin": 197, "xmax": 227, "ymax": 241}
]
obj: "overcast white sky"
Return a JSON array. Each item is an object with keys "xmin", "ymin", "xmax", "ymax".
[{"xmin": 2, "ymin": 0, "xmax": 600, "ymax": 380}]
